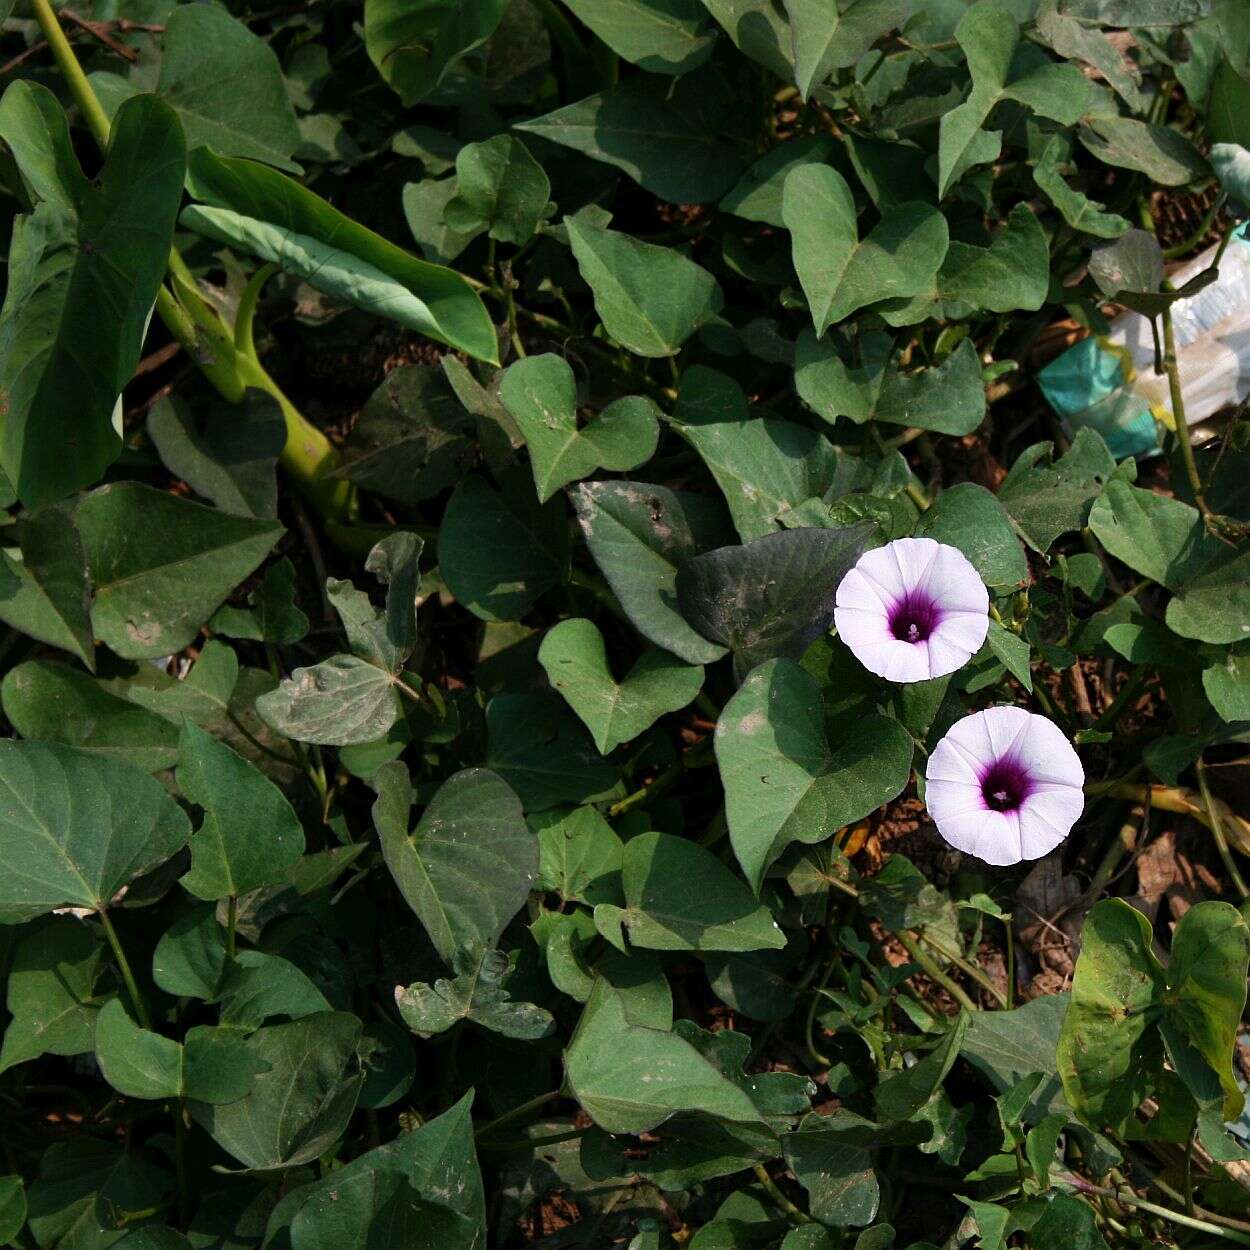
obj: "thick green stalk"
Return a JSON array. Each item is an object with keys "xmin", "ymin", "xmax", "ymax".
[
  {"xmin": 28, "ymin": 0, "xmax": 111, "ymax": 147},
  {"xmin": 27, "ymin": 0, "xmax": 353, "ymax": 523}
]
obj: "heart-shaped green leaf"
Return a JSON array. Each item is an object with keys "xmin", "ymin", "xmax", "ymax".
[
  {"xmin": 365, "ymin": 0, "xmax": 508, "ymax": 105},
  {"xmin": 561, "ymin": 0, "xmax": 715, "ymax": 74},
  {"xmin": 566, "ymin": 214, "xmax": 723, "ymax": 357},
  {"xmin": 92, "ymin": 4, "xmax": 302, "ymax": 171},
  {"xmin": 517, "ymin": 71, "xmax": 751, "ymax": 204},
  {"xmin": 784, "ymin": 0, "xmax": 909, "ymax": 97},
  {"xmin": 0, "ymin": 741, "xmax": 190, "ymax": 923},
  {"xmin": 177, "ymin": 722, "xmax": 305, "ymax": 900},
  {"xmin": 676, "ymin": 525, "xmax": 875, "ymax": 679},
  {"xmin": 75, "ymin": 482, "xmax": 283, "ymax": 661},
  {"xmin": 445, "ymin": 135, "xmax": 550, "ymax": 246},
  {"xmin": 439, "ymin": 473, "xmax": 569, "ymax": 621},
  {"xmin": 795, "ymin": 330, "xmax": 986, "ymax": 435},
  {"xmin": 372, "ymin": 762, "xmax": 537, "ymax": 963},
  {"xmin": 0, "ymin": 919, "xmax": 110, "ymax": 1073},
  {"xmin": 263, "ymin": 1092, "xmax": 484, "ymax": 1249},
  {"xmin": 188, "ymin": 1012, "xmax": 363, "ymax": 1170},
  {"xmin": 716, "ymin": 659, "xmax": 913, "ymax": 891},
  {"xmin": 594, "ymin": 832, "xmax": 785, "ymax": 953},
  {"xmin": 571, "ymin": 479, "xmax": 731, "ymax": 665},
  {"xmin": 500, "ymin": 354, "xmax": 660, "ymax": 503},
  {"xmin": 677, "ymin": 367, "xmax": 843, "ymax": 541},
  {"xmin": 95, "ymin": 999, "xmax": 262, "ymax": 1104},
  {"xmin": 783, "ymin": 164, "xmax": 948, "ymax": 333},
  {"xmin": 1, "ymin": 660, "xmax": 180, "ymax": 772},
  {"xmin": 565, "ymin": 979, "xmax": 765, "ymax": 1134},
  {"xmin": 539, "ymin": 618, "xmax": 703, "ymax": 754},
  {"xmin": 938, "ymin": 1, "xmax": 1093, "ymax": 197}
]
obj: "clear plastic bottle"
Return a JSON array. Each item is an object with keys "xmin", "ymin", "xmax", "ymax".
[{"xmin": 1038, "ymin": 223, "xmax": 1250, "ymax": 458}]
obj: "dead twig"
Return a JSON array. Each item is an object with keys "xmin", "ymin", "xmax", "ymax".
[{"xmin": 60, "ymin": 9, "xmax": 139, "ymax": 61}]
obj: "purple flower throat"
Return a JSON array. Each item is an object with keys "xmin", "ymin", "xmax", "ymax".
[
  {"xmin": 888, "ymin": 592, "xmax": 941, "ymax": 643},
  {"xmin": 979, "ymin": 758, "xmax": 1033, "ymax": 813}
]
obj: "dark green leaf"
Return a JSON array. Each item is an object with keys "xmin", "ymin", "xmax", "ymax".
[
  {"xmin": 188, "ymin": 1013, "xmax": 364, "ymax": 1170},
  {"xmin": 264, "ymin": 1090, "xmax": 484, "ymax": 1249},
  {"xmin": 783, "ymin": 164, "xmax": 948, "ymax": 332},
  {"xmin": 146, "ymin": 390, "xmax": 285, "ymax": 519},
  {"xmin": 75, "ymin": 482, "xmax": 282, "ymax": 661},
  {"xmin": 365, "ymin": 0, "xmax": 508, "ymax": 104},
  {"xmin": 677, "ymin": 368, "xmax": 842, "ymax": 540},
  {"xmin": 565, "ymin": 979, "xmax": 764, "ymax": 1134},
  {"xmin": 1033, "ymin": 136, "xmax": 1130, "ymax": 239},
  {"xmin": 561, "ymin": 0, "xmax": 716, "ymax": 74},
  {"xmin": 1057, "ymin": 899, "xmax": 1165, "ymax": 1131},
  {"xmin": 915, "ymin": 483, "xmax": 1029, "ymax": 590},
  {"xmin": 795, "ymin": 331, "xmax": 986, "ymax": 434},
  {"xmin": 1, "ymin": 660, "xmax": 180, "ymax": 771},
  {"xmin": 94, "ymin": 999, "xmax": 262, "ymax": 1103},
  {"xmin": 0, "ymin": 87, "xmax": 186, "ymax": 506},
  {"xmin": 332, "ymin": 362, "xmax": 479, "ymax": 507},
  {"xmin": 1165, "ymin": 544, "xmax": 1250, "ymax": 644},
  {"xmin": 676, "ymin": 525, "xmax": 875, "ymax": 678},
  {"xmin": 485, "ymin": 693, "xmax": 620, "ymax": 810},
  {"xmin": 0, "ymin": 742, "xmax": 189, "ymax": 923},
  {"xmin": 999, "ymin": 429, "xmax": 1118, "ymax": 552},
  {"xmin": 784, "ymin": 0, "xmax": 909, "ymax": 98},
  {"xmin": 177, "ymin": 721, "xmax": 305, "ymax": 900},
  {"xmin": 1080, "ymin": 116, "xmax": 1209, "ymax": 186},
  {"xmin": 517, "ymin": 71, "xmax": 751, "ymax": 203},
  {"xmin": 96, "ymin": 4, "xmax": 301, "ymax": 170},
  {"xmin": 571, "ymin": 479, "xmax": 731, "ymax": 665},
  {"xmin": 500, "ymin": 353, "xmax": 660, "ymax": 500},
  {"xmin": 438, "ymin": 475, "xmax": 568, "ymax": 621},
  {"xmin": 446, "ymin": 136, "xmax": 550, "ymax": 245},
  {"xmin": 0, "ymin": 917, "xmax": 110, "ymax": 1073},
  {"xmin": 16, "ymin": 501, "xmax": 94, "ymax": 668}
]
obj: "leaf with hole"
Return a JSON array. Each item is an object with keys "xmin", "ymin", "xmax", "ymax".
[{"xmin": 396, "ymin": 946, "xmax": 554, "ymax": 1039}]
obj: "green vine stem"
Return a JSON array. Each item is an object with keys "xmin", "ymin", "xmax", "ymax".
[
  {"xmin": 751, "ymin": 1165, "xmax": 813, "ymax": 1225},
  {"xmin": 1061, "ymin": 1176, "xmax": 1250, "ymax": 1245},
  {"xmin": 97, "ymin": 908, "xmax": 151, "ymax": 1030},
  {"xmin": 27, "ymin": 0, "xmax": 354, "ymax": 524},
  {"xmin": 1160, "ymin": 302, "xmax": 1211, "ymax": 521}
]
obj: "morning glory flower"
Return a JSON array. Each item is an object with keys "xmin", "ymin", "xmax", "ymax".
[
  {"xmin": 834, "ymin": 537, "xmax": 989, "ymax": 683},
  {"xmin": 925, "ymin": 706, "xmax": 1085, "ymax": 866}
]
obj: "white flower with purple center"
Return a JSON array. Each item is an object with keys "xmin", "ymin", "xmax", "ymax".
[
  {"xmin": 925, "ymin": 706, "xmax": 1085, "ymax": 866},
  {"xmin": 834, "ymin": 537, "xmax": 989, "ymax": 683}
]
